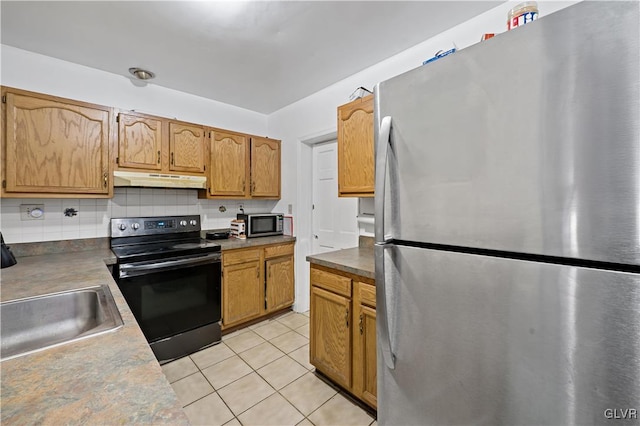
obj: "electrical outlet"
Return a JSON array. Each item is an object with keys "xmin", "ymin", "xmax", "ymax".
[
  {"xmin": 20, "ymin": 204, "xmax": 45, "ymax": 221},
  {"xmin": 237, "ymin": 203, "xmax": 244, "ymax": 212}
]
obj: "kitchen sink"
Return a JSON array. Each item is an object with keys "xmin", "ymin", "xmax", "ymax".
[{"xmin": 1, "ymin": 285, "xmax": 124, "ymax": 361}]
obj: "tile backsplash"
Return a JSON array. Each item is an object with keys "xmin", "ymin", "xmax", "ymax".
[{"xmin": 0, "ymin": 188, "xmax": 278, "ymax": 244}]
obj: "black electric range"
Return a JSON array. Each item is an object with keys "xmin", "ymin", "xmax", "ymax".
[{"xmin": 110, "ymin": 215, "xmax": 222, "ymax": 364}]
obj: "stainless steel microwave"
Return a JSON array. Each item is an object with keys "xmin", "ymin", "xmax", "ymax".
[{"xmin": 237, "ymin": 213, "xmax": 284, "ymax": 238}]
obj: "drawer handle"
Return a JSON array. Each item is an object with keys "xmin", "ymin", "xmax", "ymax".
[{"xmin": 359, "ymin": 313, "xmax": 363, "ymax": 335}]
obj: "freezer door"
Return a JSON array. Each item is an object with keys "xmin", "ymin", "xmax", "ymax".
[
  {"xmin": 374, "ymin": 1, "xmax": 640, "ymax": 266},
  {"xmin": 377, "ymin": 244, "xmax": 640, "ymax": 425}
]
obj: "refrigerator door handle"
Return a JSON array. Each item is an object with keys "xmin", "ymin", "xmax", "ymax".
[
  {"xmin": 375, "ymin": 243, "xmax": 396, "ymax": 369},
  {"xmin": 375, "ymin": 116, "xmax": 392, "ymax": 243}
]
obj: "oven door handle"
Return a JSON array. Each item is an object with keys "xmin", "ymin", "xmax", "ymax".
[{"xmin": 119, "ymin": 253, "xmax": 221, "ymax": 278}]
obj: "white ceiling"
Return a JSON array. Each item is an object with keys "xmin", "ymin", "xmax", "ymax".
[{"xmin": 1, "ymin": 1, "xmax": 502, "ymax": 114}]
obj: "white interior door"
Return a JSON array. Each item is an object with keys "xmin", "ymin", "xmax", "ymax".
[{"xmin": 312, "ymin": 141, "xmax": 358, "ymax": 254}]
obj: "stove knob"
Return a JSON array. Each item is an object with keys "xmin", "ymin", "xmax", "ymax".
[
  {"xmin": 131, "ymin": 223, "xmax": 140, "ymax": 231},
  {"xmin": 190, "ymin": 220, "xmax": 197, "ymax": 226},
  {"xmin": 118, "ymin": 223, "xmax": 127, "ymax": 231},
  {"xmin": 179, "ymin": 220, "xmax": 187, "ymax": 227}
]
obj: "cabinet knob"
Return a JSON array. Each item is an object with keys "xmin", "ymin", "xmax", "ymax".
[
  {"xmin": 157, "ymin": 151, "xmax": 161, "ymax": 164},
  {"xmin": 171, "ymin": 152, "xmax": 174, "ymax": 165},
  {"xmin": 103, "ymin": 172, "xmax": 108, "ymax": 188}
]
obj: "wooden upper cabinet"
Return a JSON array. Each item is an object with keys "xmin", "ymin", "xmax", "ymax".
[
  {"xmin": 208, "ymin": 130, "xmax": 249, "ymax": 198},
  {"xmin": 337, "ymin": 94, "xmax": 374, "ymax": 197},
  {"xmin": 3, "ymin": 89, "xmax": 111, "ymax": 196},
  {"xmin": 117, "ymin": 112, "xmax": 163, "ymax": 171},
  {"xmin": 169, "ymin": 122, "xmax": 205, "ymax": 173},
  {"xmin": 250, "ymin": 137, "xmax": 281, "ymax": 198}
]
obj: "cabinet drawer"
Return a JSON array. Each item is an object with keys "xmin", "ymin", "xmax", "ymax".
[
  {"xmin": 311, "ymin": 267, "xmax": 351, "ymax": 297},
  {"xmin": 223, "ymin": 248, "xmax": 261, "ymax": 266},
  {"xmin": 264, "ymin": 243, "xmax": 294, "ymax": 259},
  {"xmin": 357, "ymin": 282, "xmax": 376, "ymax": 308}
]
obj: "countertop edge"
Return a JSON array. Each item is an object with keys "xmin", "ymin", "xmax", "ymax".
[{"xmin": 306, "ymin": 247, "xmax": 375, "ymax": 280}]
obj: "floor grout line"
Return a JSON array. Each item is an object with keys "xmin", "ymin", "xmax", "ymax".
[{"xmin": 169, "ymin": 313, "xmax": 374, "ymax": 426}]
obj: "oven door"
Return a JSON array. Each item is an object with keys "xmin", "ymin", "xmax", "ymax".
[{"xmin": 116, "ymin": 253, "xmax": 221, "ymax": 345}]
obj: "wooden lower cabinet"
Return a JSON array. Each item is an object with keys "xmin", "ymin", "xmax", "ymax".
[
  {"xmin": 265, "ymin": 255, "xmax": 294, "ymax": 312},
  {"xmin": 353, "ymin": 282, "xmax": 377, "ymax": 408},
  {"xmin": 222, "ymin": 242, "xmax": 295, "ymax": 329},
  {"xmin": 309, "ymin": 264, "xmax": 377, "ymax": 409},
  {"xmin": 222, "ymin": 251, "xmax": 262, "ymax": 328},
  {"xmin": 310, "ymin": 285, "xmax": 352, "ymax": 389}
]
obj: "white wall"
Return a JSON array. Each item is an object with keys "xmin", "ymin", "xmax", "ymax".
[
  {"xmin": 0, "ymin": 45, "xmax": 273, "ymax": 243},
  {"xmin": 1, "ymin": 45, "xmax": 268, "ymax": 134},
  {"xmin": 268, "ymin": 0, "xmax": 579, "ymax": 313}
]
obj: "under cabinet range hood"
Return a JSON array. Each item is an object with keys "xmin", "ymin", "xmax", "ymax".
[{"xmin": 113, "ymin": 171, "xmax": 207, "ymax": 189}]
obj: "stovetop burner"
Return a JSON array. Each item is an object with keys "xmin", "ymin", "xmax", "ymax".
[{"xmin": 110, "ymin": 215, "xmax": 221, "ymax": 262}]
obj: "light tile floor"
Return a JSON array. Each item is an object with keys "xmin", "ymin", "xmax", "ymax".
[{"xmin": 162, "ymin": 311, "xmax": 377, "ymax": 426}]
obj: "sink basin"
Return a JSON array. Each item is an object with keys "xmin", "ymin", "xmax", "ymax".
[{"xmin": 1, "ymin": 285, "xmax": 124, "ymax": 361}]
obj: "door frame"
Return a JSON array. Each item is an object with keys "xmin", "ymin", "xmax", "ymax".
[
  {"xmin": 311, "ymin": 139, "xmax": 358, "ymax": 255},
  {"xmin": 294, "ymin": 129, "xmax": 336, "ymax": 313}
]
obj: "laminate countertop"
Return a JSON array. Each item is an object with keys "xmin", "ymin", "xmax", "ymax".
[
  {"xmin": 306, "ymin": 246, "xmax": 375, "ymax": 280},
  {"xmin": 201, "ymin": 232, "xmax": 296, "ymax": 251},
  {"xmin": 0, "ymin": 249, "xmax": 189, "ymax": 425}
]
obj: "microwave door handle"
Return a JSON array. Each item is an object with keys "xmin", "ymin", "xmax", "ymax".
[{"xmin": 119, "ymin": 254, "xmax": 221, "ymax": 278}]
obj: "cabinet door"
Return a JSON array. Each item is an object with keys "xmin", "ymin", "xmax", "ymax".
[
  {"xmin": 169, "ymin": 123, "xmax": 205, "ymax": 173},
  {"xmin": 265, "ymin": 255, "xmax": 294, "ymax": 312},
  {"xmin": 118, "ymin": 112, "xmax": 163, "ymax": 171},
  {"xmin": 222, "ymin": 260, "xmax": 262, "ymax": 328},
  {"xmin": 209, "ymin": 130, "xmax": 249, "ymax": 197},
  {"xmin": 310, "ymin": 285, "xmax": 351, "ymax": 389},
  {"xmin": 337, "ymin": 95, "xmax": 374, "ymax": 197},
  {"xmin": 355, "ymin": 304, "xmax": 377, "ymax": 408},
  {"xmin": 250, "ymin": 137, "xmax": 280, "ymax": 198},
  {"xmin": 4, "ymin": 92, "xmax": 110, "ymax": 195}
]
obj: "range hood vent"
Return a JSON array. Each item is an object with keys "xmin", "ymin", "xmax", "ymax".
[{"xmin": 113, "ymin": 171, "xmax": 206, "ymax": 189}]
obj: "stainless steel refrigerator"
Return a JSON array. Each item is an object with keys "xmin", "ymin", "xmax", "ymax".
[{"xmin": 374, "ymin": 2, "xmax": 640, "ymax": 425}]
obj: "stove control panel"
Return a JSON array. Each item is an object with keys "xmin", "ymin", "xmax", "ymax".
[
  {"xmin": 145, "ymin": 219, "xmax": 176, "ymax": 230},
  {"xmin": 111, "ymin": 215, "xmax": 201, "ymax": 238}
]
